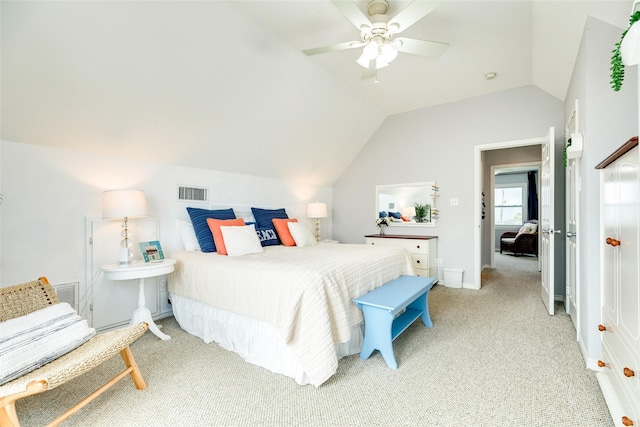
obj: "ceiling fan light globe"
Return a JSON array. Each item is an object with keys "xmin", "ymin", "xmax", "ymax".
[
  {"xmin": 375, "ymin": 55, "xmax": 389, "ymax": 69},
  {"xmin": 363, "ymin": 41, "xmax": 379, "ymax": 60},
  {"xmin": 381, "ymin": 43, "xmax": 398, "ymax": 62},
  {"xmin": 357, "ymin": 53, "xmax": 371, "ymax": 69}
]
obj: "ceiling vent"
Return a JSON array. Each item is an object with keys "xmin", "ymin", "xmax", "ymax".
[{"xmin": 178, "ymin": 186, "xmax": 208, "ymax": 202}]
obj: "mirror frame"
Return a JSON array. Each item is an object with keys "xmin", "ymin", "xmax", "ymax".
[{"xmin": 375, "ymin": 181, "xmax": 437, "ymax": 228}]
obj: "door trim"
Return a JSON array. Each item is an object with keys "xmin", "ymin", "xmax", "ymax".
[{"xmin": 474, "ymin": 136, "xmax": 549, "ymax": 289}]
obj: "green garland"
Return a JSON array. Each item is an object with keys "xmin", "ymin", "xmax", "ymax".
[
  {"xmin": 611, "ymin": 11, "xmax": 640, "ymax": 92},
  {"xmin": 563, "ymin": 138, "xmax": 572, "ymax": 167}
]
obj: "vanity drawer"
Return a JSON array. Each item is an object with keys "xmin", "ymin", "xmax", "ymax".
[
  {"xmin": 366, "ymin": 237, "xmax": 429, "ymax": 255},
  {"xmin": 412, "ymin": 254, "xmax": 429, "ymax": 270}
]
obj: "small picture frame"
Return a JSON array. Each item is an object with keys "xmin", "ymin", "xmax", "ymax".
[{"xmin": 139, "ymin": 241, "xmax": 165, "ymax": 263}]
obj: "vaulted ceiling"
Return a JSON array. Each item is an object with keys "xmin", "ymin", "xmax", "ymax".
[{"xmin": 1, "ymin": 1, "xmax": 633, "ymax": 186}]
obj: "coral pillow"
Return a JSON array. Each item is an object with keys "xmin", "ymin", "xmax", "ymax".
[
  {"xmin": 206, "ymin": 218, "xmax": 245, "ymax": 255},
  {"xmin": 272, "ymin": 218, "xmax": 298, "ymax": 246}
]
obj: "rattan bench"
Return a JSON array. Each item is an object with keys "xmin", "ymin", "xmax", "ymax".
[{"xmin": 0, "ymin": 277, "xmax": 148, "ymax": 427}]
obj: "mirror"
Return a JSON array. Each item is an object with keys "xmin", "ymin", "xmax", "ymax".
[{"xmin": 376, "ymin": 182, "xmax": 438, "ymax": 227}]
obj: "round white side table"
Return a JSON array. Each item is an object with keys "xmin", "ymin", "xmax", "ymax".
[{"xmin": 102, "ymin": 258, "xmax": 177, "ymax": 341}]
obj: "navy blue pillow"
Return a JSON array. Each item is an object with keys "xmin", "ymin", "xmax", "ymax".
[
  {"xmin": 251, "ymin": 207, "xmax": 288, "ymax": 228},
  {"xmin": 251, "ymin": 207, "xmax": 289, "ymax": 244},
  {"xmin": 255, "ymin": 227, "xmax": 280, "ymax": 247},
  {"xmin": 389, "ymin": 211, "xmax": 402, "ymax": 219},
  {"xmin": 186, "ymin": 207, "xmax": 236, "ymax": 253},
  {"xmin": 379, "ymin": 211, "xmax": 388, "ymax": 218}
]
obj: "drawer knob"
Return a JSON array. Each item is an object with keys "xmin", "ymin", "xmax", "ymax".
[
  {"xmin": 597, "ymin": 360, "xmax": 606, "ymax": 368},
  {"xmin": 416, "ymin": 259, "xmax": 421, "ymax": 264},
  {"xmin": 598, "ymin": 324, "xmax": 607, "ymax": 332},
  {"xmin": 624, "ymin": 367, "xmax": 635, "ymax": 378},
  {"xmin": 416, "ymin": 245, "xmax": 421, "ymax": 249},
  {"xmin": 622, "ymin": 416, "xmax": 634, "ymax": 426},
  {"xmin": 606, "ymin": 237, "xmax": 621, "ymax": 246}
]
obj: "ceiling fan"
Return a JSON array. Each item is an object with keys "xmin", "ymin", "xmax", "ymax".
[{"xmin": 303, "ymin": 0, "xmax": 449, "ymax": 76}]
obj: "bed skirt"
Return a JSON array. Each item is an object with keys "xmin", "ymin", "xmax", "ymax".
[{"xmin": 169, "ymin": 294, "xmax": 364, "ymax": 385}]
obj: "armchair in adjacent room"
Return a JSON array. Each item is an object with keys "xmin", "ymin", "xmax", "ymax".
[{"xmin": 500, "ymin": 220, "xmax": 539, "ymax": 257}]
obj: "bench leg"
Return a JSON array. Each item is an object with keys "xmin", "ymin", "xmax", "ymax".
[
  {"xmin": 359, "ymin": 306, "xmax": 398, "ymax": 369},
  {"xmin": 407, "ymin": 292, "xmax": 433, "ymax": 328}
]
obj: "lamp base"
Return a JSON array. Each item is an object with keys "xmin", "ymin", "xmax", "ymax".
[{"xmin": 119, "ymin": 247, "xmax": 131, "ymax": 265}]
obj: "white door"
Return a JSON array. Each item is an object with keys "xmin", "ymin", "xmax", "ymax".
[
  {"xmin": 565, "ymin": 159, "xmax": 579, "ymax": 330},
  {"xmin": 540, "ymin": 127, "xmax": 557, "ymax": 315}
]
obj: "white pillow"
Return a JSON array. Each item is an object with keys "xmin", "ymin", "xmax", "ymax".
[
  {"xmin": 177, "ymin": 220, "xmax": 201, "ymax": 251},
  {"xmin": 220, "ymin": 224, "xmax": 264, "ymax": 256},
  {"xmin": 518, "ymin": 222, "xmax": 538, "ymax": 235},
  {"xmin": 287, "ymin": 222, "xmax": 317, "ymax": 247}
]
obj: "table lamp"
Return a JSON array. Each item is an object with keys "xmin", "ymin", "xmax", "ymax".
[
  {"xmin": 102, "ymin": 189, "xmax": 148, "ymax": 265},
  {"xmin": 307, "ymin": 201, "xmax": 327, "ymax": 242}
]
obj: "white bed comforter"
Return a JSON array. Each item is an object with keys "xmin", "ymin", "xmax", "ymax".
[{"xmin": 169, "ymin": 243, "xmax": 413, "ymax": 386}]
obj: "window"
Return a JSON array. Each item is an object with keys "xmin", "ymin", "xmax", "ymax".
[{"xmin": 495, "ymin": 184, "xmax": 525, "ymax": 225}]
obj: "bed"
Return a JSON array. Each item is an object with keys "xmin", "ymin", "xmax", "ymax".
[{"xmin": 168, "ymin": 241, "xmax": 414, "ymax": 387}]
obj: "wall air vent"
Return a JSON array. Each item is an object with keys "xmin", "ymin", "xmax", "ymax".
[
  {"xmin": 178, "ymin": 186, "xmax": 208, "ymax": 202},
  {"xmin": 53, "ymin": 282, "xmax": 79, "ymax": 311}
]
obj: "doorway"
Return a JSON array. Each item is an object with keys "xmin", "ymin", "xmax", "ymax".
[
  {"xmin": 473, "ymin": 136, "xmax": 547, "ymax": 290},
  {"xmin": 491, "ymin": 162, "xmax": 541, "ymax": 269}
]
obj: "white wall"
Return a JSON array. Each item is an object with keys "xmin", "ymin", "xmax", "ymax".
[
  {"xmin": 0, "ymin": 140, "xmax": 332, "ymax": 290},
  {"xmin": 564, "ymin": 17, "xmax": 638, "ymax": 366},
  {"xmin": 332, "ymin": 85, "xmax": 564, "ymax": 287}
]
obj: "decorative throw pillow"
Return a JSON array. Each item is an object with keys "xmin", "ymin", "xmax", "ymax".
[
  {"xmin": 388, "ymin": 211, "xmax": 402, "ymax": 219},
  {"xmin": 221, "ymin": 224, "xmax": 264, "ymax": 256},
  {"xmin": 206, "ymin": 218, "xmax": 245, "ymax": 255},
  {"xmin": 272, "ymin": 218, "xmax": 298, "ymax": 246},
  {"xmin": 186, "ymin": 207, "xmax": 236, "ymax": 253},
  {"xmin": 287, "ymin": 222, "xmax": 317, "ymax": 247},
  {"xmin": 255, "ymin": 227, "xmax": 280, "ymax": 246},
  {"xmin": 177, "ymin": 220, "xmax": 201, "ymax": 251},
  {"xmin": 516, "ymin": 222, "xmax": 538, "ymax": 238},
  {"xmin": 251, "ymin": 207, "xmax": 288, "ymax": 234}
]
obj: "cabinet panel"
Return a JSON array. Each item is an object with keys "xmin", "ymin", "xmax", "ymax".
[
  {"xmin": 86, "ymin": 217, "xmax": 165, "ymax": 331},
  {"xmin": 598, "ymin": 141, "xmax": 639, "ymax": 427},
  {"xmin": 618, "ymin": 160, "xmax": 640, "ymax": 342}
]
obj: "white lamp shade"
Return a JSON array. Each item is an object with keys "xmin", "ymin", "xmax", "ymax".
[
  {"xmin": 356, "ymin": 52, "xmax": 371, "ymax": 69},
  {"xmin": 402, "ymin": 207, "xmax": 416, "ymax": 217},
  {"xmin": 102, "ymin": 189, "xmax": 148, "ymax": 219},
  {"xmin": 375, "ymin": 55, "xmax": 389, "ymax": 69},
  {"xmin": 363, "ymin": 41, "xmax": 378, "ymax": 60},
  {"xmin": 381, "ymin": 43, "xmax": 399, "ymax": 63},
  {"xmin": 307, "ymin": 202, "xmax": 328, "ymax": 219}
]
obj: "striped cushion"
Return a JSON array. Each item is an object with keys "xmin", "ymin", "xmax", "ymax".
[
  {"xmin": 0, "ymin": 303, "xmax": 96, "ymax": 385},
  {"xmin": 186, "ymin": 207, "xmax": 236, "ymax": 253}
]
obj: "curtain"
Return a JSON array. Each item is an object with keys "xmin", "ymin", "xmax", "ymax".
[{"xmin": 527, "ymin": 171, "xmax": 538, "ymax": 220}]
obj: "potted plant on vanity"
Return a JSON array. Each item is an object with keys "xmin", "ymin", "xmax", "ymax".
[{"xmin": 414, "ymin": 203, "xmax": 431, "ymax": 223}]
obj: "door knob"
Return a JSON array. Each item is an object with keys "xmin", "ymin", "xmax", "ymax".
[{"xmin": 566, "ymin": 232, "xmax": 576, "ymax": 237}]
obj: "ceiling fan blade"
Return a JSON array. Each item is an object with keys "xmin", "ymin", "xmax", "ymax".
[
  {"xmin": 388, "ymin": 1, "xmax": 444, "ymax": 33},
  {"xmin": 331, "ymin": 0, "xmax": 372, "ymax": 31},
  {"xmin": 395, "ymin": 37, "xmax": 448, "ymax": 58},
  {"xmin": 303, "ymin": 40, "xmax": 364, "ymax": 56}
]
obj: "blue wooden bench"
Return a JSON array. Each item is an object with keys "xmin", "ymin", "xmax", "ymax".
[{"xmin": 353, "ymin": 275, "xmax": 436, "ymax": 369}]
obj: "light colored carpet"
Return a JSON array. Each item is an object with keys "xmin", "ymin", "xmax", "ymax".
[{"xmin": 15, "ymin": 254, "xmax": 612, "ymax": 426}]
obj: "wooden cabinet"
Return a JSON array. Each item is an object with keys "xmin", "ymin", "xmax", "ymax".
[
  {"xmin": 364, "ymin": 234, "xmax": 438, "ymax": 279},
  {"xmin": 596, "ymin": 137, "xmax": 640, "ymax": 427}
]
